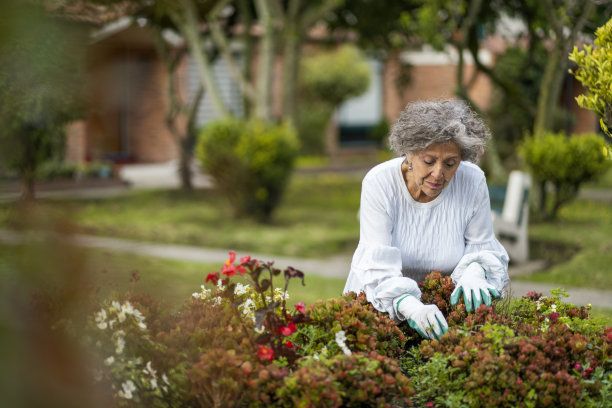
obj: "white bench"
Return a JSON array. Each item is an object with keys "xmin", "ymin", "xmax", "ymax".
[{"xmin": 491, "ymin": 171, "xmax": 532, "ymax": 263}]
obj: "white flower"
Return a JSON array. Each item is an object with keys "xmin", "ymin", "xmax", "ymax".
[
  {"xmin": 550, "ymin": 304, "xmax": 557, "ymax": 312},
  {"xmin": 234, "ymin": 283, "xmax": 249, "ymax": 296},
  {"xmin": 144, "ymin": 361, "xmax": 157, "ymax": 377},
  {"xmin": 122, "ymin": 301, "xmax": 135, "ymax": 315},
  {"xmin": 115, "ymin": 336, "xmax": 125, "ymax": 354},
  {"xmin": 335, "ymin": 330, "xmax": 351, "ymax": 356},
  {"xmin": 150, "ymin": 378, "xmax": 158, "ymax": 390},
  {"xmin": 240, "ymin": 298, "xmax": 255, "ymax": 316},
  {"xmin": 104, "ymin": 356, "xmax": 115, "ymax": 366},
  {"xmin": 117, "ymin": 310, "xmax": 127, "ymax": 323},
  {"xmin": 111, "ymin": 300, "xmax": 121, "ymax": 311},
  {"xmin": 162, "ymin": 374, "xmax": 170, "ymax": 385},
  {"xmin": 137, "ymin": 321, "xmax": 147, "ymax": 330},
  {"xmin": 118, "ymin": 380, "xmax": 136, "ymax": 399},
  {"xmin": 95, "ymin": 309, "xmax": 108, "ymax": 330}
]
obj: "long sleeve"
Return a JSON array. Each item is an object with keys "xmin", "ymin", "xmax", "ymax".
[
  {"xmin": 344, "ymin": 173, "xmax": 421, "ymax": 320},
  {"xmin": 450, "ymin": 178, "xmax": 510, "ymax": 293}
]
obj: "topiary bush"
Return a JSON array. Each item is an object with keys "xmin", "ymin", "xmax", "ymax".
[
  {"xmin": 196, "ymin": 119, "xmax": 299, "ymax": 222},
  {"xmin": 520, "ymin": 131, "xmax": 611, "ymax": 219}
]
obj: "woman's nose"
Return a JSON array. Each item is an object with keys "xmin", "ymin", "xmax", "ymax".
[{"xmin": 431, "ymin": 164, "xmax": 444, "ymax": 179}]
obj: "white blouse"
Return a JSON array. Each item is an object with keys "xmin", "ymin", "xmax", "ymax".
[{"xmin": 344, "ymin": 158, "xmax": 509, "ymax": 320}]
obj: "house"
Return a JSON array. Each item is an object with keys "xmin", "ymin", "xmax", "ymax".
[{"xmin": 61, "ymin": 11, "xmax": 600, "ymax": 166}]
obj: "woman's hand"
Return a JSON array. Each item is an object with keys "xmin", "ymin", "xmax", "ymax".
[
  {"xmin": 394, "ymin": 295, "xmax": 448, "ymax": 340},
  {"xmin": 451, "ymin": 262, "xmax": 500, "ymax": 312}
]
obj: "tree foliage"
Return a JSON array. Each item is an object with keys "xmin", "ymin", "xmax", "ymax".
[
  {"xmin": 0, "ymin": 1, "xmax": 88, "ymax": 199},
  {"xmin": 569, "ymin": 16, "xmax": 612, "ymax": 137}
]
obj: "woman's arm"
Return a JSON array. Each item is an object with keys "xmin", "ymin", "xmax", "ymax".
[{"xmin": 345, "ymin": 174, "xmax": 421, "ymax": 319}]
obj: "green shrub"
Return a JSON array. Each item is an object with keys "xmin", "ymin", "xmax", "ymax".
[
  {"xmin": 297, "ymin": 292, "xmax": 406, "ymax": 360},
  {"xmin": 276, "ymin": 351, "xmax": 413, "ymax": 408},
  {"xmin": 32, "ymin": 255, "xmax": 612, "ymax": 408},
  {"xmin": 519, "ymin": 132, "xmax": 611, "ymax": 219},
  {"xmin": 196, "ymin": 119, "xmax": 299, "ymax": 222}
]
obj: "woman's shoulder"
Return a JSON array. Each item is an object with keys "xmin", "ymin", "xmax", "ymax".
[
  {"xmin": 363, "ymin": 157, "xmax": 403, "ymax": 184},
  {"xmin": 456, "ymin": 161, "xmax": 486, "ymax": 183}
]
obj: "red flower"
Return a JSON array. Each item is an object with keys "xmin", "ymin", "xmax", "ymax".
[
  {"xmin": 285, "ymin": 340, "xmax": 294, "ymax": 349},
  {"xmin": 237, "ymin": 265, "xmax": 247, "ymax": 275},
  {"xmin": 206, "ymin": 272, "xmax": 219, "ymax": 285},
  {"xmin": 222, "ymin": 263, "xmax": 237, "ymax": 277},
  {"xmin": 280, "ymin": 322, "xmax": 297, "ymax": 337},
  {"xmin": 295, "ymin": 302, "xmax": 306, "ymax": 314},
  {"xmin": 549, "ymin": 312, "xmax": 560, "ymax": 323},
  {"xmin": 227, "ymin": 251, "xmax": 236, "ymax": 264},
  {"xmin": 240, "ymin": 255, "xmax": 251, "ymax": 263},
  {"xmin": 257, "ymin": 345, "xmax": 274, "ymax": 361},
  {"xmin": 574, "ymin": 362, "xmax": 582, "ymax": 371},
  {"xmin": 427, "ymin": 403, "xmax": 435, "ymax": 408}
]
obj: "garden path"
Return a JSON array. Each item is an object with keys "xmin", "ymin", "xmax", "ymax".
[{"xmin": 1, "ymin": 228, "xmax": 611, "ymax": 309}]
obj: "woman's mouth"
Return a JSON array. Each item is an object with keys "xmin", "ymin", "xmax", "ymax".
[{"xmin": 425, "ymin": 181, "xmax": 442, "ymax": 188}]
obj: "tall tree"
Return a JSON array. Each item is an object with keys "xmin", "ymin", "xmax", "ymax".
[{"xmin": 0, "ymin": 1, "xmax": 88, "ymax": 199}]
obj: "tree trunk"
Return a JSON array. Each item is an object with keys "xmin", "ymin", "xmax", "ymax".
[
  {"xmin": 282, "ymin": 18, "xmax": 300, "ymax": 124},
  {"xmin": 534, "ymin": 0, "xmax": 596, "ymax": 136},
  {"xmin": 176, "ymin": 0, "xmax": 230, "ymax": 118},
  {"xmin": 254, "ymin": 0, "xmax": 275, "ymax": 121},
  {"xmin": 533, "ymin": 43, "xmax": 566, "ymax": 135},
  {"xmin": 20, "ymin": 175, "xmax": 35, "ymax": 201}
]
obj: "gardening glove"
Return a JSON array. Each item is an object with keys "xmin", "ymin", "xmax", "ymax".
[
  {"xmin": 394, "ymin": 294, "xmax": 448, "ymax": 340},
  {"xmin": 451, "ymin": 262, "xmax": 500, "ymax": 313}
]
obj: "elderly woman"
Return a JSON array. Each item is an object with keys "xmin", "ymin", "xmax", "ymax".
[{"xmin": 344, "ymin": 99, "xmax": 509, "ymax": 340}]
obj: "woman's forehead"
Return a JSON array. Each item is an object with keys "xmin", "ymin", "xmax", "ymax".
[{"xmin": 418, "ymin": 142, "xmax": 461, "ymax": 158}]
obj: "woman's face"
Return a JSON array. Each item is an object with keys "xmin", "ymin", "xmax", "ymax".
[{"xmin": 405, "ymin": 142, "xmax": 462, "ymax": 202}]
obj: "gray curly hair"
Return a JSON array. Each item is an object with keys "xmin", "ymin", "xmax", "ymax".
[{"xmin": 388, "ymin": 99, "xmax": 490, "ymax": 163}]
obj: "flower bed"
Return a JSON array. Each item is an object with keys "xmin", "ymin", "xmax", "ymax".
[{"xmin": 35, "ymin": 253, "xmax": 611, "ymax": 407}]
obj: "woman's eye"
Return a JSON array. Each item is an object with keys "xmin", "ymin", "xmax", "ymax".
[
  {"xmin": 424, "ymin": 160, "xmax": 434, "ymax": 166},
  {"xmin": 445, "ymin": 162, "xmax": 456, "ymax": 168}
]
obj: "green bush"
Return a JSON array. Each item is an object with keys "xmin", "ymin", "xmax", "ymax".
[
  {"xmin": 196, "ymin": 119, "xmax": 299, "ymax": 222},
  {"xmin": 276, "ymin": 351, "xmax": 413, "ymax": 408},
  {"xmin": 31, "ymin": 253, "xmax": 612, "ymax": 408},
  {"xmin": 520, "ymin": 132, "xmax": 611, "ymax": 219},
  {"xmin": 297, "ymin": 45, "xmax": 371, "ymax": 155}
]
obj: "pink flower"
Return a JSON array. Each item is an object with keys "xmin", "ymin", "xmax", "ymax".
[
  {"xmin": 285, "ymin": 341, "xmax": 294, "ymax": 349},
  {"xmin": 240, "ymin": 255, "xmax": 251, "ymax": 263},
  {"xmin": 427, "ymin": 403, "xmax": 435, "ymax": 408},
  {"xmin": 280, "ymin": 322, "xmax": 297, "ymax": 337},
  {"xmin": 227, "ymin": 251, "xmax": 236, "ymax": 264},
  {"xmin": 574, "ymin": 362, "xmax": 582, "ymax": 371},
  {"xmin": 295, "ymin": 302, "xmax": 306, "ymax": 314},
  {"xmin": 257, "ymin": 345, "xmax": 274, "ymax": 361}
]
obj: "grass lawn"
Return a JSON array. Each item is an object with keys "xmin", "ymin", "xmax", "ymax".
[
  {"xmin": 517, "ymin": 198, "xmax": 612, "ymax": 290},
  {"xmin": 0, "ymin": 241, "xmax": 346, "ymax": 312},
  {"xmin": 0, "ymin": 172, "xmax": 364, "ymax": 258}
]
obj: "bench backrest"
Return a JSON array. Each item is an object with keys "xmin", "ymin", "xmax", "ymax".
[{"xmin": 501, "ymin": 170, "xmax": 531, "ymax": 225}]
